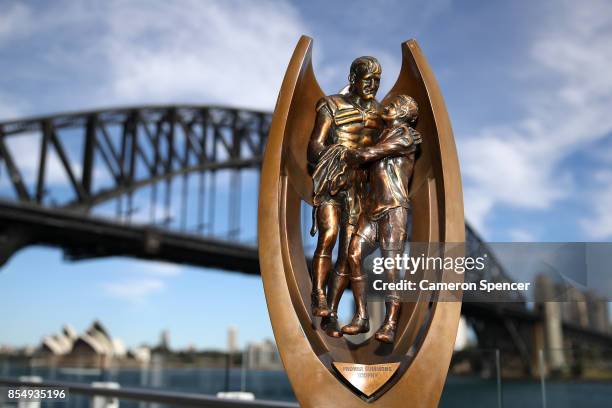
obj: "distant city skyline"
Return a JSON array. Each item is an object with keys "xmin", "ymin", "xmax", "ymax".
[{"xmin": 0, "ymin": 317, "xmax": 270, "ymax": 354}]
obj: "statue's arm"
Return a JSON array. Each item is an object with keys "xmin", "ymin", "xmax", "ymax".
[
  {"xmin": 357, "ymin": 141, "xmax": 406, "ymax": 163},
  {"xmin": 351, "ymin": 128, "xmax": 418, "ymax": 164},
  {"xmin": 307, "ymin": 103, "xmax": 333, "ymax": 165}
]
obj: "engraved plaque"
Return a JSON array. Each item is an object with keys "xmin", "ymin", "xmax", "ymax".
[{"xmin": 333, "ymin": 362, "xmax": 400, "ymax": 397}]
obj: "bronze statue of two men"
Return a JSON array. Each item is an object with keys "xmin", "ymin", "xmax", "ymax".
[{"xmin": 307, "ymin": 56, "xmax": 422, "ymax": 344}]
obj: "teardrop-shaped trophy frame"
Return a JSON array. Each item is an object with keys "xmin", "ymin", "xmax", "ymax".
[{"xmin": 258, "ymin": 36, "xmax": 465, "ymax": 407}]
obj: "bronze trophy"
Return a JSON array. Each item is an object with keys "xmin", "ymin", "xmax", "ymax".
[{"xmin": 258, "ymin": 36, "xmax": 464, "ymax": 407}]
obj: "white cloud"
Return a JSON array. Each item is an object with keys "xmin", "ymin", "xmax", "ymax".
[
  {"xmin": 0, "ymin": 3, "xmax": 31, "ymax": 44},
  {"xmin": 580, "ymin": 171, "xmax": 612, "ymax": 239},
  {"xmin": 0, "ymin": 0, "xmax": 307, "ymax": 114},
  {"xmin": 113, "ymin": 258, "xmax": 184, "ymax": 278},
  {"xmin": 97, "ymin": 0, "xmax": 306, "ymax": 109},
  {"xmin": 99, "ymin": 259, "xmax": 184, "ymax": 303},
  {"xmin": 508, "ymin": 228, "xmax": 536, "ymax": 242},
  {"xmin": 0, "ymin": 93, "xmax": 26, "ymax": 120},
  {"xmin": 460, "ymin": 0, "xmax": 612, "ymax": 236},
  {"xmin": 101, "ymin": 278, "xmax": 164, "ymax": 304},
  {"xmin": 99, "ymin": 256, "xmax": 184, "ymax": 305},
  {"xmin": 142, "ymin": 261, "xmax": 183, "ymax": 277},
  {"xmin": 462, "ymin": 188, "xmax": 494, "ymax": 233}
]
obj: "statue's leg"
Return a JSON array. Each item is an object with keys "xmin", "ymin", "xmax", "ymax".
[
  {"xmin": 341, "ymin": 219, "xmax": 376, "ymax": 335},
  {"xmin": 375, "ymin": 207, "xmax": 408, "ymax": 343},
  {"xmin": 321, "ymin": 221, "xmax": 354, "ymax": 337},
  {"xmin": 311, "ymin": 203, "xmax": 340, "ymax": 317}
]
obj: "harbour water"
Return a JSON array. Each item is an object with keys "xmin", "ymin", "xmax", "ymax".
[{"xmin": 2, "ymin": 365, "xmax": 611, "ymax": 407}]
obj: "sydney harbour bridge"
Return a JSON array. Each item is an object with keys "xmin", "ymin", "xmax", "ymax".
[{"xmin": 0, "ymin": 105, "xmax": 610, "ymax": 380}]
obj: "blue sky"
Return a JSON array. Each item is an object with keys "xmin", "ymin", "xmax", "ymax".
[{"xmin": 0, "ymin": 0, "xmax": 611, "ymax": 349}]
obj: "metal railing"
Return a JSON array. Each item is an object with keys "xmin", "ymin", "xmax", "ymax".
[{"xmin": 0, "ymin": 377, "xmax": 299, "ymax": 408}]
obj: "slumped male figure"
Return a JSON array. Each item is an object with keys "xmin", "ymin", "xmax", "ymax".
[
  {"xmin": 342, "ymin": 95, "xmax": 421, "ymax": 343},
  {"xmin": 307, "ymin": 57, "xmax": 383, "ymax": 337}
]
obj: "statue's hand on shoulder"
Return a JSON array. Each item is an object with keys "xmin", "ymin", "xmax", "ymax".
[
  {"xmin": 408, "ymin": 128, "xmax": 423, "ymax": 146},
  {"xmin": 364, "ymin": 110, "xmax": 383, "ymax": 128}
]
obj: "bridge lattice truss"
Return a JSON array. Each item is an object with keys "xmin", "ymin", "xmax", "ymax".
[
  {"xmin": 0, "ymin": 106, "xmax": 268, "ymax": 272},
  {"xmin": 0, "ymin": 105, "xmax": 519, "ymax": 302}
]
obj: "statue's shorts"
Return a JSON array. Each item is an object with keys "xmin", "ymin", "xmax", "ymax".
[
  {"xmin": 354, "ymin": 206, "xmax": 408, "ymax": 251},
  {"xmin": 315, "ymin": 169, "xmax": 366, "ymax": 227}
]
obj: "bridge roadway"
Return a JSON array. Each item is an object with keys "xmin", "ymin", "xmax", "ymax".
[{"xmin": 0, "ymin": 198, "xmax": 259, "ymax": 273}]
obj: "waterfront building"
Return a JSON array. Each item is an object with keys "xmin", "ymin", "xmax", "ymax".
[
  {"xmin": 24, "ymin": 320, "xmax": 148, "ymax": 368},
  {"xmin": 245, "ymin": 339, "xmax": 282, "ymax": 370},
  {"xmin": 159, "ymin": 330, "xmax": 171, "ymax": 351},
  {"xmin": 38, "ymin": 325, "xmax": 77, "ymax": 356},
  {"xmin": 227, "ymin": 326, "xmax": 238, "ymax": 354}
]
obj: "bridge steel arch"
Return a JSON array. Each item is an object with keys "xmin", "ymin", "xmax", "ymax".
[{"xmin": 0, "ymin": 105, "xmax": 269, "ymax": 271}]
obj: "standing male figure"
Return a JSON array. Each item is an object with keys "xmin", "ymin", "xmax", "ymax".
[
  {"xmin": 342, "ymin": 95, "xmax": 421, "ymax": 342},
  {"xmin": 307, "ymin": 56, "xmax": 383, "ymax": 337}
]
